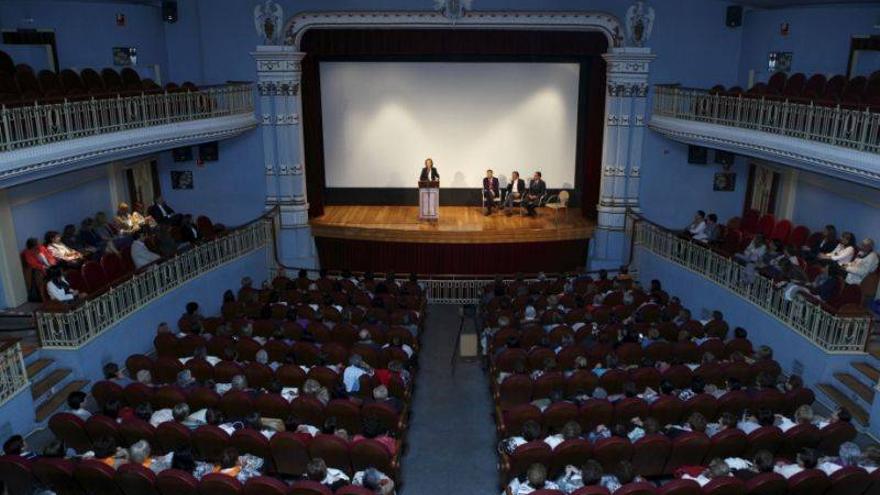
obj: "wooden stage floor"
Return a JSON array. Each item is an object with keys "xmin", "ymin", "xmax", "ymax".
[{"xmin": 309, "ymin": 206, "xmax": 595, "ymax": 244}]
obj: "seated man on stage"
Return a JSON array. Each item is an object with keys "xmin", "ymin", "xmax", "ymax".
[
  {"xmin": 502, "ymin": 171, "xmax": 526, "ymax": 216},
  {"xmin": 482, "ymin": 169, "xmax": 500, "ymax": 216},
  {"xmin": 523, "ymin": 171, "xmax": 546, "ymax": 217}
]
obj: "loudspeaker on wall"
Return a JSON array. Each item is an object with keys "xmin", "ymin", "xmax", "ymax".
[
  {"xmin": 726, "ymin": 6, "xmax": 743, "ymax": 28},
  {"xmin": 162, "ymin": 1, "xmax": 178, "ymax": 23},
  {"xmin": 688, "ymin": 145, "xmax": 708, "ymax": 164}
]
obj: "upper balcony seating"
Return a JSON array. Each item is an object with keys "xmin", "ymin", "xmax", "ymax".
[
  {"xmin": 0, "ymin": 50, "xmax": 194, "ymax": 108},
  {"xmin": 707, "ymin": 70, "xmax": 880, "ymax": 111}
]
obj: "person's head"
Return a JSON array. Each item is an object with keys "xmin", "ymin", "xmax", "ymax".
[
  {"xmin": 615, "ymin": 460, "xmax": 635, "ymax": 484},
  {"xmin": 787, "ymin": 375, "xmax": 803, "ymax": 391},
  {"xmin": 755, "ymin": 345, "xmax": 773, "ymax": 360},
  {"xmin": 839, "ymin": 442, "xmax": 862, "ymax": 466},
  {"xmin": 424, "ymin": 158, "xmax": 433, "ymax": 168},
  {"xmin": 81, "ymin": 218, "xmax": 94, "ymax": 230},
  {"xmin": 153, "ymin": 195, "xmax": 164, "ymax": 205},
  {"xmin": 25, "ymin": 237, "xmax": 40, "ymax": 251},
  {"xmin": 841, "ymin": 232, "xmax": 855, "ymax": 246},
  {"xmin": 794, "ymin": 405, "xmax": 814, "ymax": 424},
  {"xmin": 690, "ymin": 376, "xmax": 705, "ymax": 395},
  {"xmin": 171, "ymin": 449, "xmax": 196, "ymax": 473},
  {"xmin": 577, "ymin": 459, "xmax": 602, "ymax": 485},
  {"xmin": 134, "ymin": 369, "xmax": 151, "ymax": 385},
  {"xmin": 863, "ymin": 445, "xmax": 880, "ymax": 465},
  {"xmin": 3, "ymin": 435, "xmax": 24, "ymax": 456},
  {"xmin": 44, "ymin": 230, "xmax": 61, "ymax": 245},
  {"xmin": 172, "ymin": 402, "xmax": 191, "ymax": 422},
  {"xmin": 797, "ymin": 448, "xmax": 818, "ymax": 469},
  {"xmin": 753, "ymin": 450, "xmax": 774, "ymax": 473},
  {"xmin": 134, "ymin": 403, "xmax": 152, "ymax": 421},
  {"xmin": 176, "ymin": 369, "xmax": 194, "ymax": 388},
  {"xmin": 255, "ymin": 349, "xmax": 269, "ymax": 365},
  {"xmin": 756, "ymin": 408, "xmax": 774, "ymax": 427},
  {"xmin": 860, "ymin": 238, "xmax": 875, "ymax": 254},
  {"xmin": 526, "ymin": 463, "xmax": 547, "ymax": 488},
  {"xmin": 486, "ymin": 169, "xmax": 493, "ymax": 178},
  {"xmin": 66, "ymin": 390, "xmax": 87, "ymax": 410},
  {"xmin": 695, "ymin": 210, "xmax": 706, "ymax": 221},
  {"xmin": 103, "ymin": 362, "xmax": 121, "ymax": 380},
  {"xmin": 734, "ymin": 327, "xmax": 747, "ymax": 339},
  {"xmin": 562, "ymin": 421, "xmax": 582, "ymax": 440},
  {"xmin": 205, "ymin": 408, "xmax": 223, "ymax": 426},
  {"xmin": 92, "ymin": 435, "xmax": 117, "ymax": 458},
  {"xmin": 823, "ymin": 225, "xmax": 837, "ymax": 239},
  {"xmin": 129, "ymin": 440, "xmax": 151, "ymax": 464},
  {"xmin": 707, "ymin": 213, "xmax": 717, "ymax": 224},
  {"xmin": 533, "ymin": 171, "xmax": 542, "ymax": 181},
  {"xmin": 660, "ymin": 380, "xmax": 675, "ymax": 395},
  {"xmin": 46, "ymin": 266, "xmax": 63, "ymax": 282},
  {"xmin": 231, "ymin": 374, "xmax": 248, "ymax": 391},
  {"xmin": 707, "ymin": 458, "xmax": 730, "ymax": 479},
  {"xmin": 522, "ymin": 420, "xmax": 542, "ymax": 442},
  {"xmin": 95, "ymin": 211, "xmax": 108, "ymax": 224},
  {"xmin": 373, "ymin": 385, "xmax": 389, "ymax": 401},
  {"xmin": 306, "ymin": 457, "xmax": 328, "ymax": 481},
  {"xmin": 102, "ymin": 399, "xmax": 121, "ymax": 419},
  {"xmin": 220, "ymin": 447, "xmax": 239, "ymax": 469},
  {"xmin": 511, "ymin": 171, "xmax": 520, "ymax": 180},
  {"xmin": 687, "ymin": 412, "xmax": 707, "ymax": 433},
  {"xmin": 42, "ymin": 440, "xmax": 65, "ymax": 458},
  {"xmin": 642, "ymin": 417, "xmax": 660, "ymax": 435},
  {"xmin": 719, "ymin": 412, "xmax": 738, "ymax": 429},
  {"xmin": 754, "ymin": 233, "xmax": 766, "ymax": 245},
  {"xmin": 117, "ymin": 202, "xmax": 130, "ymax": 214}
]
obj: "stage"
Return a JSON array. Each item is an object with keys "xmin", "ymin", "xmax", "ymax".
[{"xmin": 309, "ymin": 206, "xmax": 594, "ymax": 274}]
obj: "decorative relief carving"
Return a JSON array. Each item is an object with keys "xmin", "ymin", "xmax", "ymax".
[
  {"xmin": 261, "ymin": 114, "xmax": 271, "ymax": 125},
  {"xmin": 256, "ymin": 59, "xmax": 300, "ymax": 72},
  {"xmin": 620, "ymin": 115, "xmax": 630, "ymax": 126},
  {"xmin": 607, "ymin": 82, "xmax": 648, "ymax": 97},
  {"xmin": 635, "ymin": 115, "xmax": 645, "ymax": 126},
  {"xmin": 291, "ymin": 163, "xmax": 304, "ymax": 175},
  {"xmin": 607, "ymin": 114, "xmax": 619, "ymax": 126},
  {"xmin": 257, "ymin": 81, "xmax": 299, "ymax": 96},
  {"xmin": 254, "ymin": 0, "xmax": 284, "ymax": 45},
  {"xmin": 265, "ymin": 164, "xmax": 275, "ymax": 174},
  {"xmin": 625, "ymin": 1, "xmax": 654, "ymax": 48}
]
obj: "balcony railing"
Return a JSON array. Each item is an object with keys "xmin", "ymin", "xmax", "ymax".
[
  {"xmin": 0, "ymin": 341, "xmax": 29, "ymax": 406},
  {"xmin": 0, "ymin": 84, "xmax": 254, "ymax": 152},
  {"xmin": 652, "ymin": 85, "xmax": 880, "ymax": 154},
  {"xmin": 630, "ymin": 215, "xmax": 872, "ymax": 353},
  {"xmin": 35, "ymin": 212, "xmax": 275, "ymax": 349}
]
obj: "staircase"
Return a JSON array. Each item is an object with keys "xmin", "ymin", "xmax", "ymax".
[
  {"xmin": 817, "ymin": 359, "xmax": 877, "ymax": 428},
  {"xmin": 21, "ymin": 342, "xmax": 89, "ymax": 424}
]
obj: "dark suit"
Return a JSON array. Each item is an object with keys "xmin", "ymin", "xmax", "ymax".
[
  {"xmin": 181, "ymin": 224, "xmax": 200, "ymax": 244},
  {"xmin": 524, "ymin": 178, "xmax": 547, "ymax": 215},
  {"xmin": 482, "ymin": 177, "xmax": 500, "ymax": 212},
  {"xmin": 148, "ymin": 202, "xmax": 178, "ymax": 225},
  {"xmin": 419, "ymin": 167, "xmax": 440, "ymax": 182}
]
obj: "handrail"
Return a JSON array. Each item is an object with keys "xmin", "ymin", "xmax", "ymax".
[
  {"xmin": 628, "ymin": 213, "xmax": 872, "ymax": 353},
  {"xmin": 34, "ymin": 209, "xmax": 277, "ymax": 349},
  {"xmin": 652, "ymin": 85, "xmax": 880, "ymax": 154},
  {"xmin": 0, "ymin": 341, "xmax": 29, "ymax": 407},
  {"xmin": 0, "ymin": 83, "xmax": 254, "ymax": 152}
]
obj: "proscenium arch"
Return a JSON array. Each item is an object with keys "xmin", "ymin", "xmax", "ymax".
[{"xmin": 282, "ymin": 11, "xmax": 625, "ymax": 51}]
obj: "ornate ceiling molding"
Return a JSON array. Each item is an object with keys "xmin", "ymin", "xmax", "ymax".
[
  {"xmin": 649, "ymin": 115, "xmax": 880, "ymax": 188},
  {"xmin": 281, "ymin": 10, "xmax": 625, "ymax": 49},
  {"xmin": 0, "ymin": 114, "xmax": 257, "ymax": 188}
]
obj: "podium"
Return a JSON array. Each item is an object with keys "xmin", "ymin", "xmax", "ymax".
[{"xmin": 418, "ymin": 180, "xmax": 439, "ymax": 220}]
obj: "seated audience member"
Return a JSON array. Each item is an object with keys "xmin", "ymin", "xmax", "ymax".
[
  {"xmin": 46, "ymin": 266, "xmax": 84, "ymax": 303},
  {"xmin": 817, "ymin": 231, "xmax": 856, "ymax": 265},
  {"xmin": 482, "ymin": 169, "xmax": 500, "ymax": 215},
  {"xmin": 818, "ymin": 442, "xmax": 864, "ymax": 475},
  {"xmin": 130, "ymin": 202, "xmax": 155, "ymax": 230},
  {"xmin": 556, "ymin": 459, "xmax": 604, "ymax": 494},
  {"xmin": 149, "ymin": 196, "xmax": 178, "ymax": 224},
  {"xmin": 66, "ymin": 390, "xmax": 91, "ymax": 420},
  {"xmin": 732, "ymin": 450, "xmax": 775, "ymax": 481},
  {"xmin": 301, "ymin": 378, "xmax": 330, "ymax": 405},
  {"xmin": 680, "ymin": 458, "xmax": 732, "ymax": 486},
  {"xmin": 307, "ymin": 457, "xmax": 350, "ymax": 490},
  {"xmin": 368, "ymin": 385, "xmax": 403, "ymax": 413},
  {"xmin": 103, "ymin": 362, "xmax": 133, "ymax": 387},
  {"xmin": 91, "ymin": 435, "xmax": 128, "ymax": 468},
  {"xmin": 131, "ymin": 231, "xmax": 161, "ymax": 270},
  {"xmin": 500, "ymin": 420, "xmax": 542, "ymax": 455},
  {"xmin": 505, "ymin": 463, "xmax": 560, "ymax": 495},
  {"xmin": 155, "ymin": 225, "xmax": 178, "ymax": 258},
  {"xmin": 78, "ymin": 218, "xmax": 106, "ymax": 251},
  {"xmin": 60, "ymin": 224, "xmax": 86, "ymax": 252},
  {"xmin": 815, "ymin": 406, "xmax": 852, "ymax": 429},
  {"xmin": 734, "ymin": 233, "xmax": 767, "ymax": 265},
  {"xmin": 352, "ymin": 467, "xmax": 395, "ymax": 495},
  {"xmin": 804, "ymin": 225, "xmax": 838, "ymax": 260},
  {"xmin": 2, "ymin": 435, "xmax": 37, "ymax": 459},
  {"xmin": 180, "ymin": 301, "xmax": 204, "ymax": 333},
  {"xmin": 353, "ymin": 416, "xmax": 397, "ymax": 456},
  {"xmin": 136, "ymin": 369, "xmax": 154, "ymax": 386},
  {"xmin": 180, "ymin": 215, "xmax": 201, "ymax": 244},
  {"xmin": 774, "ymin": 448, "xmax": 819, "ymax": 478},
  {"xmin": 686, "ymin": 210, "xmax": 706, "ymax": 239},
  {"xmin": 113, "ymin": 202, "xmax": 137, "ymax": 234},
  {"xmin": 127, "ymin": 440, "xmax": 154, "ymax": 469},
  {"xmin": 810, "ymin": 263, "xmax": 843, "ymax": 301},
  {"xmin": 94, "ymin": 211, "xmax": 118, "ymax": 241},
  {"xmin": 694, "ymin": 213, "xmax": 720, "ymax": 243},
  {"xmin": 503, "ymin": 170, "xmax": 526, "ymax": 215},
  {"xmin": 523, "ymin": 171, "xmax": 546, "ymax": 217},
  {"xmin": 842, "ymin": 238, "xmax": 878, "ymax": 285},
  {"xmin": 343, "ymin": 354, "xmax": 373, "ymax": 393},
  {"xmin": 237, "ymin": 277, "xmax": 258, "ymax": 304},
  {"xmin": 23, "ymin": 237, "xmax": 57, "ymax": 274}
]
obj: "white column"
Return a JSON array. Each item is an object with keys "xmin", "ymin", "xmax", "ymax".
[
  {"xmin": 0, "ymin": 190, "xmax": 26, "ymax": 307},
  {"xmin": 589, "ymin": 47, "xmax": 655, "ymax": 270},
  {"xmin": 252, "ymin": 46, "xmax": 316, "ymax": 268}
]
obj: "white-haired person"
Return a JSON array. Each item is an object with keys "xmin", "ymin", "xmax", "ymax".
[{"xmin": 842, "ymin": 238, "xmax": 878, "ymax": 285}]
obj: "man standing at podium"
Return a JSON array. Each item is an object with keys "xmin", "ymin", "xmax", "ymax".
[
  {"xmin": 419, "ymin": 158, "xmax": 440, "ymax": 181},
  {"xmin": 482, "ymin": 169, "xmax": 500, "ymax": 216}
]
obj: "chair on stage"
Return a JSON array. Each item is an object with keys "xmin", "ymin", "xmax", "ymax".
[
  {"xmin": 482, "ymin": 189, "xmax": 502, "ymax": 214},
  {"xmin": 545, "ymin": 190, "xmax": 569, "ymax": 226}
]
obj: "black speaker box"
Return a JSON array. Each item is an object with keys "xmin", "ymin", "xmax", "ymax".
[
  {"xmin": 162, "ymin": 1, "xmax": 178, "ymax": 23},
  {"xmin": 726, "ymin": 6, "xmax": 743, "ymax": 28},
  {"xmin": 688, "ymin": 145, "xmax": 708, "ymax": 165},
  {"xmin": 199, "ymin": 141, "xmax": 218, "ymax": 162}
]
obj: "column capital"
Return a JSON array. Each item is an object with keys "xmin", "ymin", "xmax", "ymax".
[{"xmin": 252, "ymin": 46, "xmax": 306, "ymax": 96}]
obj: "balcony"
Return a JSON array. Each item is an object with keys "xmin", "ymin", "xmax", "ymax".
[
  {"xmin": 0, "ymin": 84, "xmax": 257, "ymax": 187},
  {"xmin": 649, "ymin": 85, "xmax": 880, "ymax": 187},
  {"xmin": 630, "ymin": 215, "xmax": 872, "ymax": 353}
]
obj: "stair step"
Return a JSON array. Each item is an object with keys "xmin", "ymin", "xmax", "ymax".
[
  {"xmin": 35, "ymin": 380, "xmax": 89, "ymax": 423},
  {"xmin": 26, "ymin": 358, "xmax": 53, "ymax": 380},
  {"xmin": 817, "ymin": 383, "xmax": 870, "ymax": 426},
  {"xmin": 834, "ymin": 372, "xmax": 875, "ymax": 403},
  {"xmin": 31, "ymin": 369, "xmax": 71, "ymax": 399},
  {"xmin": 852, "ymin": 362, "xmax": 880, "ymax": 384},
  {"xmin": 21, "ymin": 343, "xmax": 38, "ymax": 359}
]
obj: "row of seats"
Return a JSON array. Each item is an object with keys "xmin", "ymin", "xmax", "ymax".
[
  {"xmin": 0, "ymin": 50, "xmax": 199, "ymax": 106},
  {"xmin": 708, "ymin": 71, "xmax": 880, "ymax": 109},
  {"xmin": 0, "ymin": 455, "xmax": 378, "ymax": 495},
  {"xmin": 501, "ymin": 422, "xmax": 856, "ymax": 480}
]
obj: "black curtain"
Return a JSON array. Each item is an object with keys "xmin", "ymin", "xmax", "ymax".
[{"xmin": 300, "ymin": 29, "xmax": 608, "ymax": 219}]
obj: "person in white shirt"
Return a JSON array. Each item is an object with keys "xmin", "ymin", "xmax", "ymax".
[
  {"xmin": 66, "ymin": 391, "xmax": 91, "ymax": 421},
  {"xmin": 343, "ymin": 354, "xmax": 372, "ymax": 393},
  {"xmin": 46, "ymin": 267, "xmax": 83, "ymax": 302},
  {"xmin": 774, "ymin": 449, "xmax": 818, "ymax": 479},
  {"xmin": 681, "ymin": 458, "xmax": 732, "ymax": 486},
  {"xmin": 504, "ymin": 463, "xmax": 560, "ymax": 495},
  {"xmin": 686, "ymin": 210, "xmax": 707, "ymax": 239},
  {"xmin": 503, "ymin": 171, "xmax": 526, "ymax": 215},
  {"xmin": 735, "ymin": 234, "xmax": 768, "ymax": 265},
  {"xmin": 818, "ymin": 231, "xmax": 857, "ymax": 265},
  {"xmin": 843, "ymin": 238, "xmax": 878, "ymax": 285},
  {"xmin": 130, "ymin": 231, "xmax": 161, "ymax": 270},
  {"xmin": 306, "ymin": 457, "xmax": 350, "ymax": 490}
]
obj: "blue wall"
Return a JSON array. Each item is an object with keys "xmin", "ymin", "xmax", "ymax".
[
  {"xmin": 7, "ymin": 166, "xmax": 113, "ymax": 250},
  {"xmin": 156, "ymin": 131, "xmax": 266, "ymax": 227},
  {"xmin": 737, "ymin": 4, "xmax": 880, "ymax": 86},
  {"xmin": 0, "ymin": 389, "xmax": 35, "ymax": 444},
  {"xmin": 0, "ymin": 1, "xmax": 168, "ymax": 79},
  {"xmin": 791, "ymin": 171, "xmax": 880, "ymax": 247}
]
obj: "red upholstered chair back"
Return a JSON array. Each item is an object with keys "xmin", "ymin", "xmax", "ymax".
[
  {"xmin": 658, "ymin": 479, "xmax": 701, "ymax": 495},
  {"xmin": 32, "ymin": 458, "xmax": 84, "ymax": 495},
  {"xmin": 744, "ymin": 426, "xmax": 784, "ymax": 458},
  {"xmin": 828, "ymin": 465, "xmax": 871, "ymax": 495},
  {"xmin": 508, "ymin": 440, "xmax": 552, "ymax": 479},
  {"xmin": 192, "ymin": 425, "xmax": 231, "ymax": 463},
  {"xmin": 73, "ymin": 459, "xmax": 123, "ymax": 495},
  {"xmin": 703, "ymin": 476, "xmax": 746, "ymax": 495},
  {"xmin": 156, "ymin": 469, "xmax": 199, "ymax": 495},
  {"xmin": 705, "ymin": 428, "xmax": 747, "ymax": 461},
  {"xmin": 199, "ymin": 472, "xmax": 243, "ymax": 495},
  {"xmin": 0, "ymin": 455, "xmax": 36, "ymax": 495},
  {"xmin": 744, "ymin": 472, "xmax": 787, "ymax": 495},
  {"xmin": 616, "ymin": 482, "xmax": 659, "ymax": 495},
  {"xmin": 243, "ymin": 476, "xmax": 290, "ymax": 495},
  {"xmin": 308, "ymin": 433, "xmax": 351, "ymax": 475},
  {"xmin": 592, "ymin": 436, "xmax": 634, "ymax": 472},
  {"xmin": 543, "ymin": 402, "xmax": 578, "ymax": 432},
  {"xmin": 155, "ymin": 421, "xmax": 192, "ymax": 454},
  {"xmin": 82, "ymin": 260, "xmax": 109, "ymax": 292},
  {"xmin": 118, "ymin": 419, "xmax": 157, "ymax": 451},
  {"xmin": 549, "ymin": 439, "xmax": 592, "ymax": 477},
  {"xmin": 631, "ymin": 434, "xmax": 671, "ymax": 478},
  {"xmin": 787, "ymin": 225, "xmax": 810, "ymax": 248},
  {"xmin": 270, "ymin": 432, "xmax": 310, "ymax": 477},
  {"xmin": 786, "ymin": 469, "xmax": 830, "ymax": 495},
  {"xmin": 499, "ymin": 374, "xmax": 533, "ymax": 408},
  {"xmin": 664, "ymin": 432, "xmax": 709, "ymax": 474},
  {"xmin": 115, "ymin": 463, "xmax": 159, "ymax": 495},
  {"xmin": 741, "ymin": 209, "xmax": 760, "ymax": 233},
  {"xmin": 91, "ymin": 380, "xmax": 123, "ymax": 408},
  {"xmin": 289, "ymin": 480, "xmax": 334, "ymax": 495},
  {"xmin": 49, "ymin": 412, "xmax": 92, "ymax": 453}
]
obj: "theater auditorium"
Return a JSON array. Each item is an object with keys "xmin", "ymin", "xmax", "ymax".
[{"xmin": 0, "ymin": 0, "xmax": 879, "ymax": 494}]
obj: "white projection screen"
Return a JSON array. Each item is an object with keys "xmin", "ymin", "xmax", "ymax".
[{"xmin": 320, "ymin": 62, "xmax": 580, "ymax": 189}]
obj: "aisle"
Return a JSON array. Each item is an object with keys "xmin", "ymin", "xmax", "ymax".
[{"xmin": 400, "ymin": 304, "xmax": 498, "ymax": 495}]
